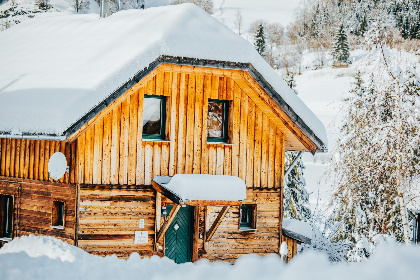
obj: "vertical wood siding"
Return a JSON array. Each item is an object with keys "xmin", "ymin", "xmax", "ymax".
[
  {"xmin": 75, "ymin": 72, "xmax": 285, "ymax": 188},
  {"xmin": 0, "ymin": 139, "xmax": 77, "ymax": 183}
]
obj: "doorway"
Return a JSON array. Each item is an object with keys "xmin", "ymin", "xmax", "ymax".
[{"xmin": 165, "ymin": 205, "xmax": 193, "ymax": 264}]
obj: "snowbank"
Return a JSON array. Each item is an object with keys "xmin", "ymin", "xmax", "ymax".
[
  {"xmin": 163, "ymin": 174, "xmax": 246, "ymax": 201},
  {"xmin": 0, "ymin": 235, "xmax": 419, "ymax": 280},
  {"xmin": 0, "ymin": 235, "xmax": 86, "ymax": 262},
  {"xmin": 0, "ymin": 4, "xmax": 326, "ymax": 148}
]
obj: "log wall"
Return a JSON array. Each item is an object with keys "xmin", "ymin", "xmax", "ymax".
[
  {"xmin": 77, "ymin": 185, "xmax": 159, "ymax": 258},
  {"xmin": 75, "ymin": 71, "xmax": 285, "ymax": 189},
  {"xmin": 200, "ymin": 188, "xmax": 281, "ymax": 262},
  {"xmin": 281, "ymin": 235, "xmax": 300, "ymax": 261},
  {"xmin": 0, "ymin": 139, "xmax": 77, "ymax": 183},
  {"xmin": 0, "ymin": 177, "xmax": 76, "ymax": 245}
]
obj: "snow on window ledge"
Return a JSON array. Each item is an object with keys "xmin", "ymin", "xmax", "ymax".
[
  {"xmin": 0, "ymin": 237, "xmax": 12, "ymax": 242},
  {"xmin": 207, "ymin": 142, "xmax": 233, "ymax": 146},
  {"xmin": 142, "ymin": 139, "xmax": 171, "ymax": 143},
  {"xmin": 50, "ymin": 226, "xmax": 64, "ymax": 230},
  {"xmin": 239, "ymin": 227, "xmax": 257, "ymax": 232}
]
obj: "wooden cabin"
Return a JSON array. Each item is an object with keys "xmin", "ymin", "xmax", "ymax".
[{"xmin": 0, "ymin": 4, "xmax": 326, "ymax": 263}]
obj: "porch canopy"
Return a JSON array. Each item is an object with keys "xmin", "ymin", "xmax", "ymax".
[
  {"xmin": 152, "ymin": 174, "xmax": 246, "ymax": 206},
  {"xmin": 152, "ymin": 174, "xmax": 246, "ymax": 243},
  {"xmin": 282, "ymin": 218, "xmax": 312, "ymax": 245}
]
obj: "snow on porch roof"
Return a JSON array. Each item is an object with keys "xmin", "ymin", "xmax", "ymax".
[
  {"xmin": 152, "ymin": 174, "xmax": 246, "ymax": 205},
  {"xmin": 282, "ymin": 218, "xmax": 312, "ymax": 245},
  {"xmin": 0, "ymin": 4, "xmax": 327, "ymax": 150}
]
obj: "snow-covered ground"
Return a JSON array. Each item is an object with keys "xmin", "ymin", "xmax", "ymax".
[{"xmin": 1, "ymin": 235, "xmax": 420, "ymax": 280}]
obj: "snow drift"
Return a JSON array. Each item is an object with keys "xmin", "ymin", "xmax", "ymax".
[{"xmin": 0, "ymin": 235, "xmax": 419, "ymax": 280}]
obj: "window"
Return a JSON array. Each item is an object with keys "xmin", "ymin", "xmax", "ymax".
[
  {"xmin": 142, "ymin": 95, "xmax": 166, "ymax": 140},
  {"xmin": 207, "ymin": 99, "xmax": 229, "ymax": 142},
  {"xmin": 0, "ymin": 195, "xmax": 13, "ymax": 238},
  {"xmin": 52, "ymin": 201, "xmax": 65, "ymax": 228},
  {"xmin": 240, "ymin": 204, "xmax": 257, "ymax": 230}
]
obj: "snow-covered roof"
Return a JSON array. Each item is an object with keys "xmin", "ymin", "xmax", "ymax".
[
  {"xmin": 153, "ymin": 174, "xmax": 246, "ymax": 203},
  {"xmin": 282, "ymin": 218, "xmax": 312, "ymax": 244},
  {"xmin": 0, "ymin": 4, "xmax": 327, "ymax": 150}
]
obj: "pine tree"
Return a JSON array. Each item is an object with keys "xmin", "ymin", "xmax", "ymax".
[
  {"xmin": 332, "ymin": 24, "xmax": 350, "ymax": 66},
  {"xmin": 283, "ymin": 152, "xmax": 311, "ymax": 221},
  {"xmin": 354, "ymin": 14, "xmax": 368, "ymax": 36},
  {"xmin": 285, "ymin": 72, "xmax": 296, "ymax": 90},
  {"xmin": 282, "ymin": 78, "xmax": 311, "ymax": 221},
  {"xmin": 254, "ymin": 23, "xmax": 266, "ymax": 55}
]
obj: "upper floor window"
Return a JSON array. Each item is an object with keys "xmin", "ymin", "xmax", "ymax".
[
  {"xmin": 143, "ymin": 95, "xmax": 166, "ymax": 140},
  {"xmin": 0, "ymin": 195, "xmax": 14, "ymax": 238},
  {"xmin": 207, "ymin": 99, "xmax": 229, "ymax": 143}
]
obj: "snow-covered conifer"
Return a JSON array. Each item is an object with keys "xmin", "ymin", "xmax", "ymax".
[
  {"xmin": 283, "ymin": 151, "xmax": 311, "ymax": 221},
  {"xmin": 254, "ymin": 23, "xmax": 266, "ymax": 56},
  {"xmin": 332, "ymin": 24, "xmax": 350, "ymax": 66},
  {"xmin": 283, "ymin": 78, "xmax": 310, "ymax": 221}
]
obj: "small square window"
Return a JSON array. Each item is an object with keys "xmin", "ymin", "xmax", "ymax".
[
  {"xmin": 143, "ymin": 95, "xmax": 166, "ymax": 140},
  {"xmin": 0, "ymin": 195, "xmax": 14, "ymax": 238},
  {"xmin": 52, "ymin": 201, "xmax": 65, "ymax": 227},
  {"xmin": 207, "ymin": 99, "xmax": 229, "ymax": 142},
  {"xmin": 240, "ymin": 204, "xmax": 257, "ymax": 230}
]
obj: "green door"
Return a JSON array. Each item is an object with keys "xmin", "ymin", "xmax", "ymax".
[{"xmin": 165, "ymin": 205, "xmax": 193, "ymax": 264}]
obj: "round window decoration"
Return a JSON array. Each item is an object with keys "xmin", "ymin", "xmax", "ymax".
[{"xmin": 48, "ymin": 152, "xmax": 68, "ymax": 180}]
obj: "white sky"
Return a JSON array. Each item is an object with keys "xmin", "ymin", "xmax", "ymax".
[{"xmin": 213, "ymin": 0, "xmax": 303, "ymax": 29}]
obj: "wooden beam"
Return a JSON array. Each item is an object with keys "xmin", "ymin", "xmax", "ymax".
[
  {"xmin": 155, "ymin": 192, "xmax": 162, "ymax": 232},
  {"xmin": 192, "ymin": 206, "xmax": 200, "ymax": 262},
  {"xmin": 156, "ymin": 204, "xmax": 181, "ymax": 243},
  {"xmin": 186, "ymin": 200, "xmax": 241, "ymax": 206},
  {"xmin": 151, "ymin": 181, "xmax": 182, "ymax": 205},
  {"xmin": 159, "ymin": 64, "xmax": 243, "ymax": 78},
  {"xmin": 206, "ymin": 206, "xmax": 230, "ymax": 242}
]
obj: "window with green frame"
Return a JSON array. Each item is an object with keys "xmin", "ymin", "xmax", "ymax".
[
  {"xmin": 142, "ymin": 95, "xmax": 166, "ymax": 140},
  {"xmin": 240, "ymin": 204, "xmax": 257, "ymax": 229},
  {"xmin": 207, "ymin": 99, "xmax": 229, "ymax": 142}
]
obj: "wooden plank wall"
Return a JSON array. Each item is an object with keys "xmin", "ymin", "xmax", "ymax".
[
  {"xmin": 77, "ymin": 185, "xmax": 158, "ymax": 258},
  {"xmin": 281, "ymin": 235, "xmax": 300, "ymax": 261},
  {"xmin": 0, "ymin": 139, "xmax": 77, "ymax": 183},
  {"xmin": 201, "ymin": 188, "xmax": 281, "ymax": 262},
  {"xmin": 76, "ymin": 71, "xmax": 285, "ymax": 188},
  {"xmin": 0, "ymin": 178, "xmax": 76, "ymax": 245}
]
